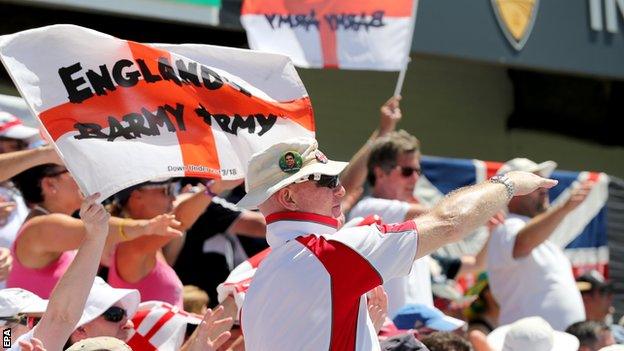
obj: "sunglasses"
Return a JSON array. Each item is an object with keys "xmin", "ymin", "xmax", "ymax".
[
  {"xmin": 101, "ymin": 306, "xmax": 127, "ymax": 323},
  {"xmin": 399, "ymin": 166, "xmax": 422, "ymax": 178},
  {"xmin": 295, "ymin": 174, "xmax": 341, "ymax": 189},
  {"xmin": 0, "ymin": 314, "xmax": 40, "ymax": 328},
  {"xmin": 140, "ymin": 182, "xmax": 177, "ymax": 197}
]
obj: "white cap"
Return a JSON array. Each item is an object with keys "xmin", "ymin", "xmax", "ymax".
[
  {"xmin": 497, "ymin": 158, "xmax": 557, "ymax": 178},
  {"xmin": 0, "ymin": 288, "xmax": 48, "ymax": 319},
  {"xmin": 66, "ymin": 336, "xmax": 131, "ymax": 351},
  {"xmin": 237, "ymin": 137, "xmax": 347, "ymax": 209},
  {"xmin": 76, "ymin": 277, "xmax": 140, "ymax": 328},
  {"xmin": 599, "ymin": 345, "xmax": 624, "ymax": 351},
  {"xmin": 0, "ymin": 112, "xmax": 39, "ymax": 143},
  {"xmin": 487, "ymin": 316, "xmax": 579, "ymax": 351}
]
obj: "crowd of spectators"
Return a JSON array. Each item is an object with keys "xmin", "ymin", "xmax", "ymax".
[{"xmin": 0, "ymin": 96, "xmax": 621, "ymax": 351}]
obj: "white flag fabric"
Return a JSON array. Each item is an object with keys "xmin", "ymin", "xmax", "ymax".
[
  {"xmin": 241, "ymin": 0, "xmax": 417, "ymax": 70},
  {"xmin": 0, "ymin": 25, "xmax": 315, "ymax": 199}
]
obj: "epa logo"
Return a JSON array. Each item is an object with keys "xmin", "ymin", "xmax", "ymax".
[{"xmin": 2, "ymin": 328, "xmax": 10, "ymax": 348}]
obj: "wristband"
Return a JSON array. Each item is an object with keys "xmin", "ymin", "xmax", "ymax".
[
  {"xmin": 119, "ymin": 218, "xmax": 129, "ymax": 240},
  {"xmin": 204, "ymin": 180, "xmax": 218, "ymax": 198},
  {"xmin": 489, "ymin": 175, "xmax": 515, "ymax": 200}
]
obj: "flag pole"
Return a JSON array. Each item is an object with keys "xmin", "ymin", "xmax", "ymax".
[{"xmin": 393, "ymin": 0, "xmax": 419, "ymax": 97}]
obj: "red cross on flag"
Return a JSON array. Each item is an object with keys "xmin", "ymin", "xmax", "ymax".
[
  {"xmin": 241, "ymin": 0, "xmax": 418, "ymax": 71},
  {"xmin": 0, "ymin": 25, "xmax": 315, "ymax": 199}
]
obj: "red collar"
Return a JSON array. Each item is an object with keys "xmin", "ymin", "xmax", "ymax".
[{"xmin": 265, "ymin": 211, "xmax": 339, "ymax": 229}]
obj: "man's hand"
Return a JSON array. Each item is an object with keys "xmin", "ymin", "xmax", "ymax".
[
  {"xmin": 486, "ymin": 210, "xmax": 506, "ymax": 232},
  {"xmin": 0, "ymin": 247, "xmax": 12, "ymax": 281},
  {"xmin": 366, "ymin": 285, "xmax": 388, "ymax": 334},
  {"xmin": 144, "ymin": 214, "xmax": 183, "ymax": 237},
  {"xmin": 79, "ymin": 193, "xmax": 109, "ymax": 239},
  {"xmin": 0, "ymin": 201, "xmax": 16, "ymax": 226},
  {"xmin": 505, "ymin": 171, "xmax": 558, "ymax": 196},
  {"xmin": 183, "ymin": 306, "xmax": 233, "ymax": 351},
  {"xmin": 18, "ymin": 338, "xmax": 47, "ymax": 351},
  {"xmin": 562, "ymin": 181, "xmax": 593, "ymax": 212},
  {"xmin": 379, "ymin": 96, "xmax": 402, "ymax": 136}
]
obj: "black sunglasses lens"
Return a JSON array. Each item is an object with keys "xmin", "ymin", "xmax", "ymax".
[
  {"xmin": 103, "ymin": 306, "xmax": 126, "ymax": 323},
  {"xmin": 319, "ymin": 175, "xmax": 339, "ymax": 189},
  {"xmin": 401, "ymin": 167, "xmax": 421, "ymax": 177}
]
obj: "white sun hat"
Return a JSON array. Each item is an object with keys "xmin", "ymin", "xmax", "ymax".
[
  {"xmin": 496, "ymin": 158, "xmax": 557, "ymax": 178},
  {"xmin": 237, "ymin": 137, "xmax": 348, "ymax": 209},
  {"xmin": 75, "ymin": 277, "xmax": 140, "ymax": 328},
  {"xmin": 0, "ymin": 112, "xmax": 39, "ymax": 143},
  {"xmin": 0, "ymin": 288, "xmax": 48, "ymax": 319},
  {"xmin": 487, "ymin": 316, "xmax": 579, "ymax": 351}
]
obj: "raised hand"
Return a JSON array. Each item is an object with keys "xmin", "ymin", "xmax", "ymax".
[
  {"xmin": 486, "ymin": 210, "xmax": 506, "ymax": 232},
  {"xmin": 185, "ymin": 306, "xmax": 233, "ymax": 351},
  {"xmin": 0, "ymin": 247, "xmax": 12, "ymax": 281},
  {"xmin": 0, "ymin": 201, "xmax": 16, "ymax": 226},
  {"xmin": 79, "ymin": 193, "xmax": 109, "ymax": 239},
  {"xmin": 562, "ymin": 180, "xmax": 594, "ymax": 212},
  {"xmin": 367, "ymin": 285, "xmax": 388, "ymax": 334},
  {"xmin": 379, "ymin": 95, "xmax": 402, "ymax": 136},
  {"xmin": 505, "ymin": 171, "xmax": 558, "ymax": 197},
  {"xmin": 18, "ymin": 337, "xmax": 47, "ymax": 351},
  {"xmin": 144, "ymin": 214, "xmax": 183, "ymax": 237}
]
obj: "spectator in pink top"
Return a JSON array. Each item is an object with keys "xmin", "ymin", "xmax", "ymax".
[
  {"xmin": 7, "ymin": 164, "xmax": 182, "ymax": 298},
  {"xmin": 107, "ymin": 178, "xmax": 243, "ymax": 308}
]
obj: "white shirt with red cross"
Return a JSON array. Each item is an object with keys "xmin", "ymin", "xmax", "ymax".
[{"xmin": 241, "ymin": 212, "xmax": 419, "ymax": 351}]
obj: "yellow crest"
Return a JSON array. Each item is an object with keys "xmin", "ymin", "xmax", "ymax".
[{"xmin": 491, "ymin": 0, "xmax": 539, "ymax": 50}]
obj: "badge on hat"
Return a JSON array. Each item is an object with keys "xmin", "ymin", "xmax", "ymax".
[
  {"xmin": 279, "ymin": 151, "xmax": 303, "ymax": 173},
  {"xmin": 315, "ymin": 150, "xmax": 328, "ymax": 164}
]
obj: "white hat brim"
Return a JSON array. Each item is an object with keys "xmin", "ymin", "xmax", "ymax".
[
  {"xmin": 237, "ymin": 160, "xmax": 348, "ymax": 210},
  {"xmin": 76, "ymin": 287, "xmax": 140, "ymax": 328},
  {"xmin": 1, "ymin": 125, "xmax": 39, "ymax": 142},
  {"xmin": 487, "ymin": 324, "xmax": 580, "ymax": 351},
  {"xmin": 20, "ymin": 299, "xmax": 48, "ymax": 315}
]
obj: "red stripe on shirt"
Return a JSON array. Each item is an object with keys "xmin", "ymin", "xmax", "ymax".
[
  {"xmin": 297, "ymin": 235, "xmax": 382, "ymax": 351},
  {"xmin": 247, "ymin": 247, "xmax": 272, "ymax": 268},
  {"xmin": 376, "ymin": 220, "xmax": 417, "ymax": 235},
  {"xmin": 266, "ymin": 211, "xmax": 339, "ymax": 228}
]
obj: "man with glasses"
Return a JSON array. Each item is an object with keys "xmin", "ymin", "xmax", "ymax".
[
  {"xmin": 349, "ymin": 129, "xmax": 432, "ymax": 316},
  {"xmin": 0, "ymin": 288, "xmax": 47, "ymax": 345},
  {"xmin": 65, "ymin": 277, "xmax": 139, "ymax": 346},
  {"xmin": 9, "ymin": 194, "xmax": 139, "ymax": 351},
  {"xmin": 236, "ymin": 137, "xmax": 556, "ymax": 350}
]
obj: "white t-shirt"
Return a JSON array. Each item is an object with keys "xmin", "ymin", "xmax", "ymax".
[
  {"xmin": 349, "ymin": 196, "xmax": 433, "ymax": 316},
  {"xmin": 487, "ymin": 214, "xmax": 585, "ymax": 331}
]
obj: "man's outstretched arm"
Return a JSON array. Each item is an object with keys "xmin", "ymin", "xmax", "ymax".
[
  {"xmin": 513, "ymin": 181, "xmax": 593, "ymax": 258},
  {"xmin": 414, "ymin": 171, "xmax": 557, "ymax": 259},
  {"xmin": 1, "ymin": 146, "xmax": 61, "ymax": 182}
]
